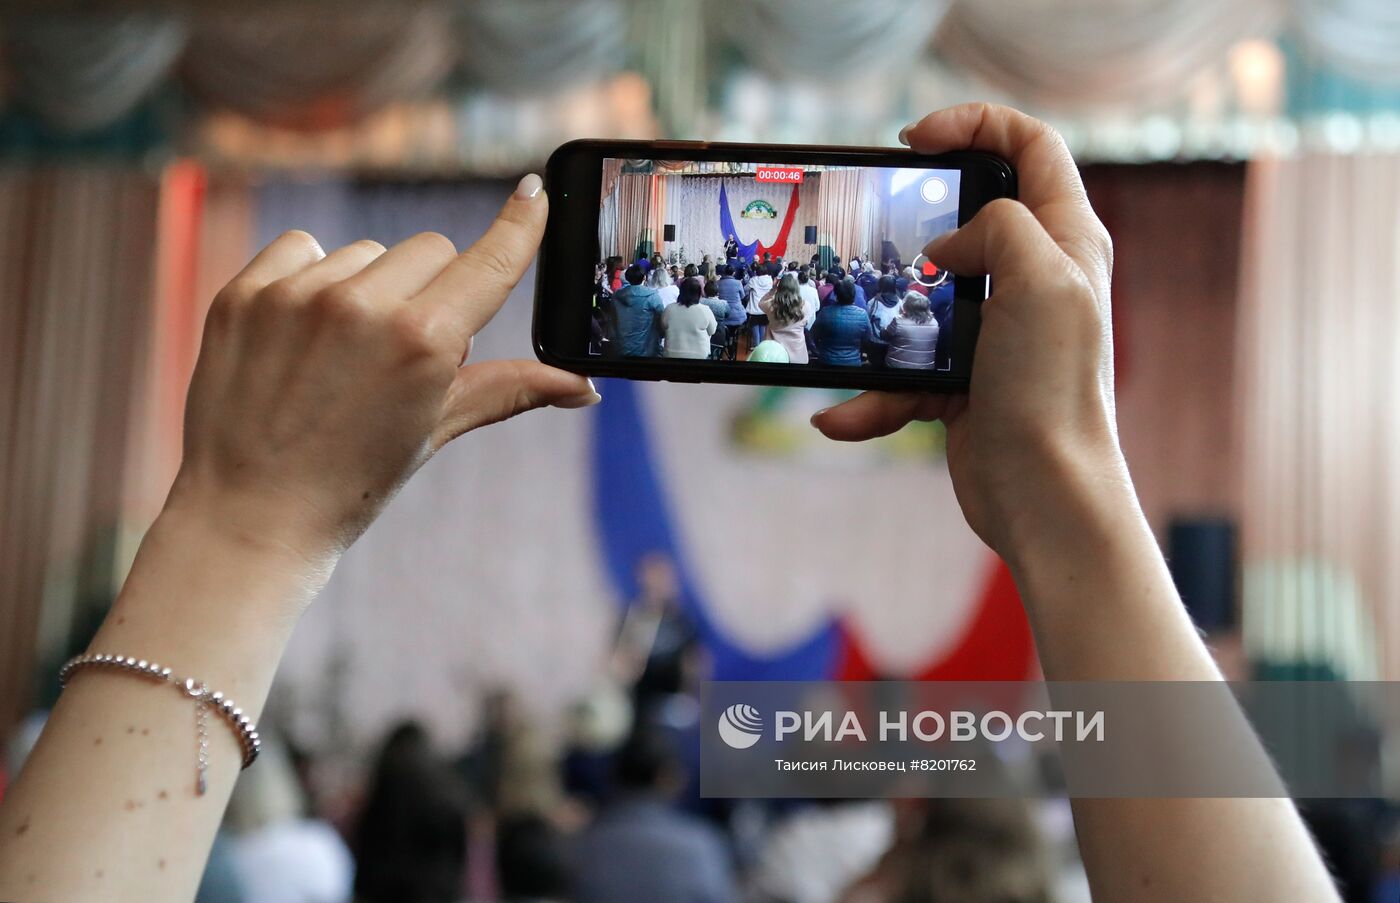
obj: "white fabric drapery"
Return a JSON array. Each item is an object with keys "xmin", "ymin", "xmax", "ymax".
[
  {"xmin": 935, "ymin": 0, "xmax": 1281, "ymax": 108},
  {"xmin": 455, "ymin": 0, "xmax": 626, "ymax": 93},
  {"xmin": 723, "ymin": 0, "xmax": 949, "ymax": 78},
  {"xmin": 183, "ymin": 6, "xmax": 456, "ymax": 127},
  {"xmin": 816, "ymin": 168, "xmax": 878, "ymax": 262},
  {"xmin": 1237, "ymin": 152, "xmax": 1400, "ymax": 680},
  {"xmin": 1292, "ymin": 0, "xmax": 1400, "ymax": 85},
  {"xmin": 4, "ymin": 13, "xmax": 186, "ymax": 131}
]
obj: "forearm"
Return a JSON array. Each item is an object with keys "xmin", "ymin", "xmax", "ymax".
[
  {"xmin": 1003, "ymin": 446, "xmax": 1338, "ymax": 902},
  {"xmin": 0, "ymin": 507, "xmax": 329, "ymax": 902}
]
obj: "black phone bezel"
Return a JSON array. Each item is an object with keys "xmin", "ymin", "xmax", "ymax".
[{"xmin": 533, "ymin": 139, "xmax": 1016, "ymax": 392}]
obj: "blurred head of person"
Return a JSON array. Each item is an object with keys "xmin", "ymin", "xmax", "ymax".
[
  {"xmin": 624, "ymin": 264, "xmax": 645, "ymax": 286},
  {"xmin": 647, "ymin": 267, "xmax": 672, "ymax": 289},
  {"xmin": 352, "ymin": 722, "xmax": 470, "ymax": 903},
  {"xmin": 684, "ymin": 263, "xmax": 699, "ymax": 279},
  {"xmin": 902, "ymin": 293, "xmax": 933, "ymax": 324},
  {"xmin": 704, "ymin": 279, "xmax": 720, "ymax": 299},
  {"xmin": 677, "ymin": 277, "xmax": 704, "ymax": 308},
  {"xmin": 771, "ymin": 274, "xmax": 805, "ymax": 325},
  {"xmin": 613, "ymin": 726, "xmax": 685, "ymax": 801},
  {"xmin": 834, "ymin": 278, "xmax": 856, "ymax": 306},
  {"xmin": 872, "ymin": 799, "xmax": 1050, "ymax": 903},
  {"xmin": 496, "ymin": 813, "xmax": 572, "ymax": 903},
  {"xmin": 636, "ymin": 551, "xmax": 679, "ymax": 605},
  {"xmin": 877, "ymin": 275, "xmax": 900, "ymax": 302}
]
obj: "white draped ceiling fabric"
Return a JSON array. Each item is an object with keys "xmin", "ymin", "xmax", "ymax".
[
  {"xmin": 5, "ymin": 13, "xmax": 186, "ymax": 132},
  {"xmin": 724, "ymin": 0, "xmax": 950, "ymax": 78},
  {"xmin": 1293, "ymin": 0, "xmax": 1400, "ymax": 85},
  {"xmin": 3, "ymin": 0, "xmax": 1400, "ymax": 163},
  {"xmin": 182, "ymin": 7, "xmax": 457, "ymax": 127},
  {"xmin": 935, "ymin": 0, "xmax": 1279, "ymax": 109},
  {"xmin": 1237, "ymin": 153, "xmax": 1400, "ymax": 680}
]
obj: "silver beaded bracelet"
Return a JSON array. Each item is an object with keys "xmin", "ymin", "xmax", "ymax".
[{"xmin": 59, "ymin": 653, "xmax": 261, "ymax": 795}]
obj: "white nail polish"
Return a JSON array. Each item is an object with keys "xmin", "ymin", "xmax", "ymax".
[{"xmin": 515, "ymin": 173, "xmax": 543, "ymax": 199}]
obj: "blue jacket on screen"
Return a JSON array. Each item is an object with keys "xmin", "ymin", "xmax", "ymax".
[
  {"xmin": 610, "ymin": 284, "xmax": 665, "ymax": 357},
  {"xmin": 811, "ymin": 303, "xmax": 873, "ymax": 366},
  {"xmin": 715, "ymin": 276, "xmax": 747, "ymax": 327}
]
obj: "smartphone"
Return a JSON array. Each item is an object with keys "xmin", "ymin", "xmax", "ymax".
[{"xmin": 533, "ymin": 139, "xmax": 1015, "ymax": 392}]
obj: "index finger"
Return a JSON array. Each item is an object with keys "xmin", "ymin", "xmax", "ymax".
[
  {"xmin": 413, "ymin": 173, "xmax": 549, "ymax": 344},
  {"xmin": 901, "ymin": 104, "xmax": 1110, "ymax": 281}
]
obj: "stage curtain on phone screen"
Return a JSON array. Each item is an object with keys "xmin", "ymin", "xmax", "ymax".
[
  {"xmin": 607, "ymin": 173, "xmax": 656, "ymax": 261},
  {"xmin": 816, "ymin": 168, "xmax": 879, "ymax": 263},
  {"xmin": 1237, "ymin": 152, "xmax": 1400, "ymax": 681}
]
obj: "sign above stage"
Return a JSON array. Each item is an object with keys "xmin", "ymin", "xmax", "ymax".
[{"xmin": 755, "ymin": 165, "xmax": 805, "ymax": 184}]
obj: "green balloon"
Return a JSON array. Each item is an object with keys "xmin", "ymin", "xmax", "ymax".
[{"xmin": 747, "ymin": 339, "xmax": 790, "ymax": 363}]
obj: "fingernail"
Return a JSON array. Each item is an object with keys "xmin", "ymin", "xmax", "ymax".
[
  {"xmin": 560, "ymin": 380, "xmax": 602, "ymax": 409},
  {"xmin": 514, "ymin": 173, "xmax": 543, "ymax": 200},
  {"xmin": 560, "ymin": 391, "xmax": 602, "ymax": 409},
  {"xmin": 810, "ymin": 407, "xmax": 830, "ymax": 425},
  {"xmin": 897, "ymin": 124, "xmax": 915, "ymax": 146}
]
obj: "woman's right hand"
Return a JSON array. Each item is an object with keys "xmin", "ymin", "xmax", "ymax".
[
  {"xmin": 811, "ymin": 104, "xmax": 1124, "ymax": 560},
  {"xmin": 167, "ymin": 175, "xmax": 599, "ymax": 573}
]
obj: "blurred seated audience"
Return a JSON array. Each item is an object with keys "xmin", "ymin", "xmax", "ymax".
[
  {"xmin": 747, "ymin": 801, "xmax": 895, "ymax": 903},
  {"xmin": 572, "ymin": 727, "xmax": 737, "ymax": 903},
  {"xmin": 352, "ymin": 722, "xmax": 470, "ymax": 903},
  {"xmin": 497, "ymin": 814, "xmax": 572, "ymax": 903},
  {"xmin": 225, "ymin": 734, "xmax": 354, "ymax": 903},
  {"xmin": 839, "ymin": 798, "xmax": 1051, "ymax": 903}
]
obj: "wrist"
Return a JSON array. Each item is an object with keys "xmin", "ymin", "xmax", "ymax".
[
  {"xmin": 161, "ymin": 473, "xmax": 345, "ymax": 574},
  {"xmin": 994, "ymin": 431, "xmax": 1147, "ymax": 577},
  {"xmin": 88, "ymin": 504, "xmax": 335, "ymax": 714}
]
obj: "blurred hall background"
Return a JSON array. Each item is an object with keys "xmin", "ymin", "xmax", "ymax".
[{"xmin": 1, "ymin": 2, "xmax": 1399, "ymax": 903}]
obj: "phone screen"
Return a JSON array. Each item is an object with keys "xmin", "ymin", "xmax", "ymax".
[{"xmin": 593, "ymin": 157, "xmax": 962, "ymax": 373}]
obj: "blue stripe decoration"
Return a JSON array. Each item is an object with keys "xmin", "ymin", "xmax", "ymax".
[
  {"xmin": 590, "ymin": 377, "xmax": 841, "ymax": 680},
  {"xmin": 718, "ymin": 183, "xmax": 760, "ymax": 263}
]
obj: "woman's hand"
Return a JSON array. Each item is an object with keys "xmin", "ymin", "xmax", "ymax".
[
  {"xmin": 166, "ymin": 174, "xmax": 599, "ymax": 567},
  {"xmin": 811, "ymin": 104, "xmax": 1122, "ymax": 559}
]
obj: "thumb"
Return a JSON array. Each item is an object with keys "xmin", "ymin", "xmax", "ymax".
[{"xmin": 434, "ymin": 359, "xmax": 600, "ymax": 447}]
